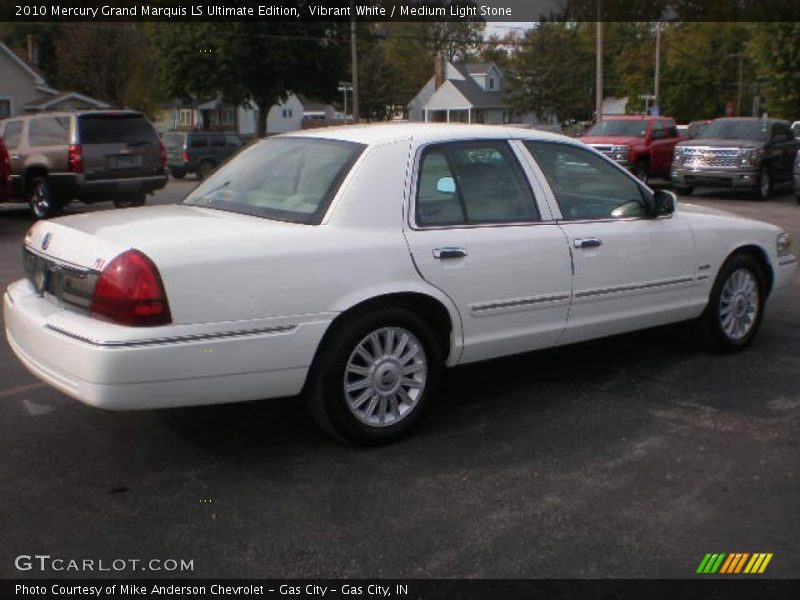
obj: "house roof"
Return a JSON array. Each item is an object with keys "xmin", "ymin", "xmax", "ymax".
[
  {"xmin": 456, "ymin": 62, "xmax": 499, "ymax": 76},
  {"xmin": 0, "ymin": 42, "xmax": 58, "ymax": 95},
  {"xmin": 448, "ymin": 79, "xmax": 506, "ymax": 109},
  {"xmin": 24, "ymin": 91, "xmax": 111, "ymax": 110}
]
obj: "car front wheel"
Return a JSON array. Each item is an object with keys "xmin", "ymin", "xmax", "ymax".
[
  {"xmin": 756, "ymin": 166, "xmax": 771, "ymax": 200},
  {"xmin": 305, "ymin": 308, "xmax": 442, "ymax": 444},
  {"xmin": 697, "ymin": 254, "xmax": 766, "ymax": 352}
]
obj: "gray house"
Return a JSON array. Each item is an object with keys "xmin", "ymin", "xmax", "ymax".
[{"xmin": 0, "ymin": 39, "xmax": 110, "ymax": 118}]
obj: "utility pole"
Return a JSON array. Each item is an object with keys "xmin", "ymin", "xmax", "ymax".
[
  {"xmin": 350, "ymin": 0, "xmax": 360, "ymax": 124},
  {"xmin": 595, "ymin": 0, "xmax": 603, "ymax": 122},
  {"xmin": 654, "ymin": 22, "xmax": 661, "ymax": 115}
]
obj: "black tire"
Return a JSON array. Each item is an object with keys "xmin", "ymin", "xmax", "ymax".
[
  {"xmin": 795, "ymin": 194, "xmax": 800, "ymax": 205},
  {"xmin": 169, "ymin": 168, "xmax": 186, "ymax": 179},
  {"xmin": 674, "ymin": 186, "xmax": 694, "ymax": 196},
  {"xmin": 27, "ymin": 176, "xmax": 59, "ymax": 219},
  {"xmin": 696, "ymin": 253, "xmax": 766, "ymax": 353},
  {"xmin": 196, "ymin": 160, "xmax": 215, "ymax": 180},
  {"xmin": 113, "ymin": 192, "xmax": 147, "ymax": 209},
  {"xmin": 304, "ymin": 308, "xmax": 442, "ymax": 445},
  {"xmin": 633, "ymin": 159, "xmax": 649, "ymax": 184},
  {"xmin": 755, "ymin": 165, "xmax": 771, "ymax": 200}
]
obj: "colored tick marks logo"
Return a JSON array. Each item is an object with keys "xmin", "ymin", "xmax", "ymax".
[{"xmin": 696, "ymin": 552, "xmax": 773, "ymax": 574}]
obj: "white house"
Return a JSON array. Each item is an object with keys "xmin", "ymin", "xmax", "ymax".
[
  {"xmin": 266, "ymin": 95, "xmax": 337, "ymax": 134},
  {"xmin": 0, "ymin": 39, "xmax": 111, "ymax": 118},
  {"xmin": 408, "ymin": 56, "xmax": 554, "ymax": 127}
]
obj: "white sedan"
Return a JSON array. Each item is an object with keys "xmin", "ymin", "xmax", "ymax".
[{"xmin": 4, "ymin": 124, "xmax": 797, "ymax": 443}]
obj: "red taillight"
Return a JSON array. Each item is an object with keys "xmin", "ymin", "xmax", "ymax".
[
  {"xmin": 68, "ymin": 143, "xmax": 83, "ymax": 173},
  {"xmin": 181, "ymin": 151, "xmax": 189, "ymax": 163},
  {"xmin": 159, "ymin": 141, "xmax": 167, "ymax": 169},
  {"xmin": 90, "ymin": 250, "xmax": 171, "ymax": 327}
]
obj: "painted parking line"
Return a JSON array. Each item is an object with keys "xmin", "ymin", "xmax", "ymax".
[{"xmin": 0, "ymin": 382, "xmax": 47, "ymax": 398}]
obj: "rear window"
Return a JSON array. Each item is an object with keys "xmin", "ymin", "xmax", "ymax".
[
  {"xmin": 183, "ymin": 137, "xmax": 364, "ymax": 224},
  {"xmin": 28, "ymin": 117, "xmax": 70, "ymax": 146},
  {"xmin": 78, "ymin": 114, "xmax": 158, "ymax": 145},
  {"xmin": 163, "ymin": 132, "xmax": 185, "ymax": 149},
  {"xmin": 189, "ymin": 135, "xmax": 208, "ymax": 148}
]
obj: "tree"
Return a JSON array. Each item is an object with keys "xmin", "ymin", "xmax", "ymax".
[
  {"xmin": 356, "ymin": 24, "xmax": 402, "ymax": 122},
  {"xmin": 0, "ymin": 22, "xmax": 60, "ymax": 84},
  {"xmin": 155, "ymin": 22, "xmax": 348, "ymax": 136},
  {"xmin": 507, "ymin": 23, "xmax": 594, "ymax": 122},
  {"xmin": 746, "ymin": 22, "xmax": 800, "ymax": 119}
]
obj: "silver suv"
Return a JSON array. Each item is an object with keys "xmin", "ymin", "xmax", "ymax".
[{"xmin": 0, "ymin": 110, "xmax": 167, "ymax": 219}]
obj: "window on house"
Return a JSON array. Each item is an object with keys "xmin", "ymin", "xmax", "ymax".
[
  {"xmin": 178, "ymin": 109, "xmax": 193, "ymax": 127},
  {"xmin": 223, "ymin": 107, "xmax": 236, "ymax": 125},
  {"xmin": 488, "ymin": 77, "xmax": 495, "ymax": 90},
  {"xmin": 0, "ymin": 99, "xmax": 11, "ymax": 118}
]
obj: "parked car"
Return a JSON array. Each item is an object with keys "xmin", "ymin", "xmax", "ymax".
[
  {"xmin": 795, "ymin": 150, "xmax": 800, "ymax": 204},
  {"xmin": 4, "ymin": 125, "xmax": 796, "ymax": 443},
  {"xmin": 579, "ymin": 115, "xmax": 684, "ymax": 182},
  {"xmin": 791, "ymin": 121, "xmax": 800, "ymax": 137},
  {"xmin": 163, "ymin": 131, "xmax": 245, "ymax": 180},
  {"xmin": 0, "ymin": 111, "xmax": 167, "ymax": 219},
  {"xmin": 671, "ymin": 117, "xmax": 799, "ymax": 199},
  {"xmin": 0, "ymin": 136, "xmax": 11, "ymax": 202}
]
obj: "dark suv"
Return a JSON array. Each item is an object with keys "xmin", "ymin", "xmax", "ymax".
[
  {"xmin": 0, "ymin": 110, "xmax": 167, "ymax": 218},
  {"xmin": 163, "ymin": 131, "xmax": 244, "ymax": 180},
  {"xmin": 672, "ymin": 118, "xmax": 798, "ymax": 200}
]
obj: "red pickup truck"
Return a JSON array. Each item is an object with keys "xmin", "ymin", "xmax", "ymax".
[
  {"xmin": 0, "ymin": 136, "xmax": 11, "ymax": 202},
  {"xmin": 579, "ymin": 115, "xmax": 684, "ymax": 182}
]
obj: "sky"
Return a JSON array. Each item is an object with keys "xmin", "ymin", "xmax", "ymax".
[{"xmin": 483, "ymin": 22, "xmax": 535, "ymax": 39}]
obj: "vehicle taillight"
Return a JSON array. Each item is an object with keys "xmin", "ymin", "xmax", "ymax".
[
  {"xmin": 159, "ymin": 141, "xmax": 167, "ymax": 169},
  {"xmin": 90, "ymin": 250, "xmax": 171, "ymax": 327},
  {"xmin": 68, "ymin": 144, "xmax": 83, "ymax": 173},
  {"xmin": 181, "ymin": 151, "xmax": 189, "ymax": 163}
]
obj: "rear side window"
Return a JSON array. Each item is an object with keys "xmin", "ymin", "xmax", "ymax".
[
  {"xmin": 189, "ymin": 135, "xmax": 208, "ymax": 148},
  {"xmin": 2, "ymin": 121, "xmax": 23, "ymax": 148},
  {"xmin": 78, "ymin": 114, "xmax": 158, "ymax": 145},
  {"xmin": 416, "ymin": 141, "xmax": 539, "ymax": 226},
  {"xmin": 28, "ymin": 117, "xmax": 70, "ymax": 146},
  {"xmin": 210, "ymin": 135, "xmax": 225, "ymax": 148}
]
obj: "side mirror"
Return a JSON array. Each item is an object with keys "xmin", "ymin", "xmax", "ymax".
[
  {"xmin": 653, "ymin": 189, "xmax": 676, "ymax": 216},
  {"xmin": 437, "ymin": 176, "xmax": 456, "ymax": 194}
]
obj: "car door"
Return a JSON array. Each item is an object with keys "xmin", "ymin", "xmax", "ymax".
[
  {"xmin": 649, "ymin": 120, "xmax": 673, "ymax": 174},
  {"xmin": 522, "ymin": 140, "xmax": 697, "ymax": 345},
  {"xmin": 404, "ymin": 139, "xmax": 573, "ymax": 364}
]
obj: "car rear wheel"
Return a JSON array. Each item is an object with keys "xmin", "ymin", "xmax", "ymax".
[
  {"xmin": 696, "ymin": 254, "xmax": 766, "ymax": 353},
  {"xmin": 755, "ymin": 166, "xmax": 771, "ymax": 200},
  {"xmin": 28, "ymin": 176, "xmax": 59, "ymax": 219},
  {"xmin": 304, "ymin": 308, "xmax": 442, "ymax": 444},
  {"xmin": 196, "ymin": 160, "xmax": 215, "ymax": 180},
  {"xmin": 169, "ymin": 168, "xmax": 186, "ymax": 179},
  {"xmin": 113, "ymin": 192, "xmax": 147, "ymax": 209}
]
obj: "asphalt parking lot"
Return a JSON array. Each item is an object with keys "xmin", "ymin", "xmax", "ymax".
[{"xmin": 0, "ymin": 181, "xmax": 798, "ymax": 579}]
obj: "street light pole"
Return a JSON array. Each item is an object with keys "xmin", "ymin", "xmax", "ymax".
[
  {"xmin": 595, "ymin": 1, "xmax": 603, "ymax": 122},
  {"xmin": 350, "ymin": 0, "xmax": 360, "ymax": 124},
  {"xmin": 654, "ymin": 22, "xmax": 661, "ymax": 114}
]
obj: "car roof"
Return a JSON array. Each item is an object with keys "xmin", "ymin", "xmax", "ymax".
[
  {"xmin": 279, "ymin": 123, "xmax": 574, "ymax": 146},
  {"xmin": 600, "ymin": 114, "xmax": 673, "ymax": 121}
]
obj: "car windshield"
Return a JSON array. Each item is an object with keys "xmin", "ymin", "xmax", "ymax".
[
  {"xmin": 698, "ymin": 119, "xmax": 769, "ymax": 141},
  {"xmin": 586, "ymin": 120, "xmax": 647, "ymax": 137},
  {"xmin": 183, "ymin": 137, "xmax": 364, "ymax": 224}
]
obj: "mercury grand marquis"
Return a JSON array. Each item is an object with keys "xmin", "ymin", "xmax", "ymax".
[{"xmin": 4, "ymin": 124, "xmax": 797, "ymax": 443}]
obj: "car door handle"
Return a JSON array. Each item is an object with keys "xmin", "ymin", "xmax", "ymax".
[
  {"xmin": 433, "ymin": 247, "xmax": 468, "ymax": 260},
  {"xmin": 574, "ymin": 238, "xmax": 602, "ymax": 249}
]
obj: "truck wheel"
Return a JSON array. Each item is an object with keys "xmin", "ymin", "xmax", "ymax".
[
  {"xmin": 28, "ymin": 176, "xmax": 58, "ymax": 219},
  {"xmin": 304, "ymin": 308, "xmax": 442, "ymax": 445},
  {"xmin": 755, "ymin": 166, "xmax": 771, "ymax": 201},
  {"xmin": 169, "ymin": 168, "xmax": 186, "ymax": 179},
  {"xmin": 696, "ymin": 253, "xmax": 766, "ymax": 353},
  {"xmin": 113, "ymin": 192, "xmax": 147, "ymax": 208},
  {"xmin": 633, "ymin": 160, "xmax": 649, "ymax": 184}
]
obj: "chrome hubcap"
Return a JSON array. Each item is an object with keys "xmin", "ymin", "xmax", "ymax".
[
  {"xmin": 760, "ymin": 172, "xmax": 769, "ymax": 196},
  {"xmin": 719, "ymin": 268, "xmax": 759, "ymax": 340},
  {"xmin": 32, "ymin": 184, "xmax": 49, "ymax": 214},
  {"xmin": 344, "ymin": 326, "xmax": 427, "ymax": 428}
]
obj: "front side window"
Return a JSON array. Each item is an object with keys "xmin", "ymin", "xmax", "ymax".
[
  {"xmin": 416, "ymin": 141, "xmax": 539, "ymax": 227},
  {"xmin": 2, "ymin": 121, "xmax": 23, "ymax": 148},
  {"xmin": 183, "ymin": 137, "xmax": 364, "ymax": 224},
  {"xmin": 225, "ymin": 135, "xmax": 243, "ymax": 148},
  {"xmin": 28, "ymin": 117, "xmax": 70, "ymax": 146},
  {"xmin": 525, "ymin": 141, "xmax": 647, "ymax": 221}
]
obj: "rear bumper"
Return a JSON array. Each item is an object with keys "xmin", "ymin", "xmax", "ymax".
[
  {"xmin": 671, "ymin": 166, "xmax": 759, "ymax": 188},
  {"xmin": 78, "ymin": 174, "xmax": 168, "ymax": 199},
  {"xmin": 3, "ymin": 279, "xmax": 331, "ymax": 411}
]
